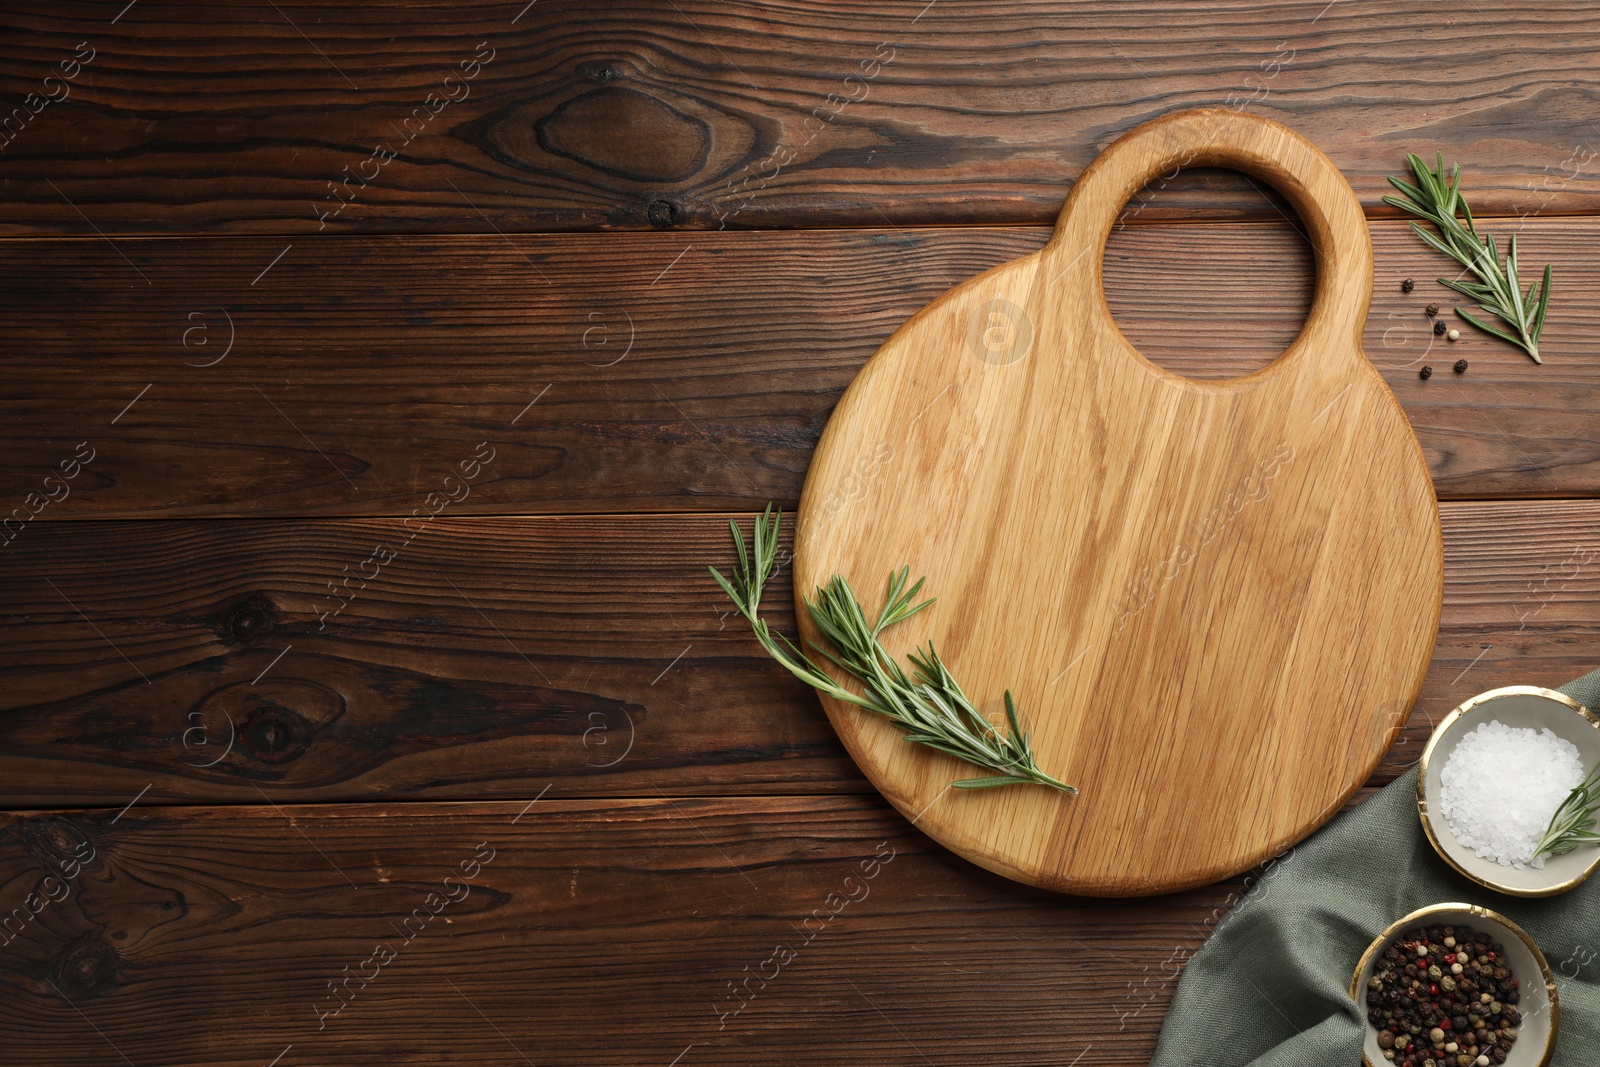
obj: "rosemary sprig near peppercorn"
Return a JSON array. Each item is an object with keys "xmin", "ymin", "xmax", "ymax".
[
  {"xmin": 709, "ymin": 504, "xmax": 1075, "ymax": 793},
  {"xmin": 1384, "ymin": 152, "xmax": 1553, "ymax": 364},
  {"xmin": 1532, "ymin": 760, "xmax": 1600, "ymax": 859}
]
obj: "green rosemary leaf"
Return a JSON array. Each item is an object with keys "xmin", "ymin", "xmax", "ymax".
[
  {"xmin": 1437, "ymin": 277, "xmax": 1496, "ymax": 301},
  {"xmin": 1384, "ymin": 175, "xmax": 1428, "ymax": 204},
  {"xmin": 805, "ymin": 634, "xmax": 860, "ymax": 675},
  {"xmin": 1388, "ymin": 152, "xmax": 1551, "ymax": 363},
  {"xmin": 728, "ymin": 518, "xmax": 750, "ymax": 591},
  {"xmin": 1405, "ymin": 221, "xmax": 1469, "ymax": 267},
  {"xmin": 710, "ymin": 506, "xmax": 1075, "ymax": 793},
  {"xmin": 880, "ymin": 575, "xmax": 934, "ymax": 632},
  {"xmin": 1455, "ymin": 164, "xmax": 1475, "ymax": 223},
  {"xmin": 754, "ymin": 508, "xmax": 777, "ymax": 584},
  {"xmin": 909, "ymin": 737, "xmax": 987, "ymax": 760},
  {"xmin": 875, "ymin": 567, "xmax": 933, "ymax": 632},
  {"xmin": 1504, "ymin": 237, "xmax": 1535, "ymax": 339},
  {"xmin": 707, "ymin": 565, "xmax": 747, "ymax": 618},
  {"xmin": 1381, "ymin": 194, "xmax": 1439, "ymax": 227},
  {"xmin": 1455, "ymin": 309, "xmax": 1526, "ymax": 350},
  {"xmin": 1530, "ymin": 264, "xmax": 1553, "ymax": 344},
  {"xmin": 1408, "ymin": 152, "xmax": 1441, "ymax": 201},
  {"xmin": 1004, "ymin": 691, "xmax": 1024, "ymax": 740},
  {"xmin": 1533, "ymin": 762, "xmax": 1600, "ymax": 859}
]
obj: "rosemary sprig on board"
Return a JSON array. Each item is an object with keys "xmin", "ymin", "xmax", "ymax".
[
  {"xmin": 1533, "ymin": 762, "xmax": 1600, "ymax": 860},
  {"xmin": 1383, "ymin": 152, "xmax": 1552, "ymax": 363},
  {"xmin": 709, "ymin": 505, "xmax": 1075, "ymax": 793}
]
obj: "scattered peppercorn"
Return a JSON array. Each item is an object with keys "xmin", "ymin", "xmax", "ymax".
[
  {"xmin": 1434, "ymin": 320, "xmax": 1448, "ymax": 336},
  {"xmin": 1402, "ymin": 278, "xmax": 1416, "ymax": 292},
  {"xmin": 1454, "ymin": 360, "xmax": 1469, "ymax": 374},
  {"xmin": 1365, "ymin": 924, "xmax": 1520, "ymax": 1067},
  {"xmin": 1420, "ymin": 366, "xmax": 1433, "ymax": 379},
  {"xmin": 1426, "ymin": 303, "xmax": 1440, "ymax": 317},
  {"xmin": 1448, "ymin": 329, "xmax": 1461, "ymax": 341}
]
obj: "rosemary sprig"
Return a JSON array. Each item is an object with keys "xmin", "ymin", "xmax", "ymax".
[
  {"xmin": 1383, "ymin": 152, "xmax": 1552, "ymax": 363},
  {"xmin": 709, "ymin": 504, "xmax": 1074, "ymax": 793},
  {"xmin": 1533, "ymin": 762, "xmax": 1600, "ymax": 860}
]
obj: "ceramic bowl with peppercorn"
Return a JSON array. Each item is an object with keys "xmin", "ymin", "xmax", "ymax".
[
  {"xmin": 1418, "ymin": 686, "xmax": 1600, "ymax": 896},
  {"xmin": 1352, "ymin": 903, "xmax": 1557, "ymax": 1067}
]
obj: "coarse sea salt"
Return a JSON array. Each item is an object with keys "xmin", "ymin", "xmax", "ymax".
[{"xmin": 1438, "ymin": 718, "xmax": 1585, "ymax": 869}]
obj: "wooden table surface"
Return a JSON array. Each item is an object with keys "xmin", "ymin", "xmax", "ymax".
[{"xmin": 3, "ymin": 3, "xmax": 1598, "ymax": 1064}]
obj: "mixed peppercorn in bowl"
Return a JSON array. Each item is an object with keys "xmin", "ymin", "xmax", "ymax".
[{"xmin": 1352, "ymin": 904, "xmax": 1557, "ymax": 1067}]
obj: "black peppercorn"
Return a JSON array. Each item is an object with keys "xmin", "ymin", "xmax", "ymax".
[
  {"xmin": 1420, "ymin": 366, "xmax": 1433, "ymax": 379},
  {"xmin": 1454, "ymin": 359, "xmax": 1468, "ymax": 374},
  {"xmin": 1402, "ymin": 278, "xmax": 1415, "ymax": 292},
  {"xmin": 1434, "ymin": 320, "xmax": 1448, "ymax": 335},
  {"xmin": 1426, "ymin": 303, "xmax": 1440, "ymax": 316}
]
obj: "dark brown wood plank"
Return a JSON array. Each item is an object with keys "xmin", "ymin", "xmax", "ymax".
[
  {"xmin": 0, "ymin": 513, "xmax": 850, "ymax": 805},
  {"xmin": 2, "ymin": 218, "xmax": 1596, "ymax": 519},
  {"xmin": 0, "ymin": 793, "xmax": 1236, "ymax": 1065},
  {"xmin": 2, "ymin": 2, "xmax": 1599, "ymax": 233},
  {"xmin": 1, "ymin": 504, "xmax": 1594, "ymax": 805}
]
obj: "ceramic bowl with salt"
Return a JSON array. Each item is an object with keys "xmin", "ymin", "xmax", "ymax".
[{"xmin": 1418, "ymin": 685, "xmax": 1600, "ymax": 897}]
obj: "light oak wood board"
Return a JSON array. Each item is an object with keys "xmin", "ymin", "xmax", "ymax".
[{"xmin": 794, "ymin": 108, "xmax": 1444, "ymax": 897}]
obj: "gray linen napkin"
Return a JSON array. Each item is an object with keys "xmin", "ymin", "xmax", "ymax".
[{"xmin": 1151, "ymin": 668, "xmax": 1600, "ymax": 1066}]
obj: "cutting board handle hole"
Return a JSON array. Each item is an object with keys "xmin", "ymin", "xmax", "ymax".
[
  {"xmin": 1045, "ymin": 109, "xmax": 1375, "ymax": 380},
  {"xmin": 1102, "ymin": 171, "xmax": 1316, "ymax": 381}
]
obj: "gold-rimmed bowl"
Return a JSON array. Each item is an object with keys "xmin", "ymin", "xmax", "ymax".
[
  {"xmin": 1418, "ymin": 685, "xmax": 1600, "ymax": 897},
  {"xmin": 1352, "ymin": 903, "xmax": 1558, "ymax": 1067}
]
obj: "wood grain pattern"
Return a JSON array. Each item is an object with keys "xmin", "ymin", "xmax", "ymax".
[
  {"xmin": 2, "ymin": 1, "xmax": 1599, "ymax": 234},
  {"xmin": 3, "ymin": 217, "xmax": 1599, "ymax": 520},
  {"xmin": 0, "ymin": 795, "xmax": 1226, "ymax": 1065},
  {"xmin": 2, "ymin": 1, "xmax": 1593, "ymax": 1059},
  {"xmin": 1, "ymin": 503, "xmax": 1591, "ymax": 807},
  {"xmin": 795, "ymin": 110, "xmax": 1441, "ymax": 895},
  {"xmin": 0, "ymin": 514, "xmax": 849, "ymax": 806}
]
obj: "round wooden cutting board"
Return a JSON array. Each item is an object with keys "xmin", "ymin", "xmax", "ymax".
[{"xmin": 792, "ymin": 108, "xmax": 1443, "ymax": 897}]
